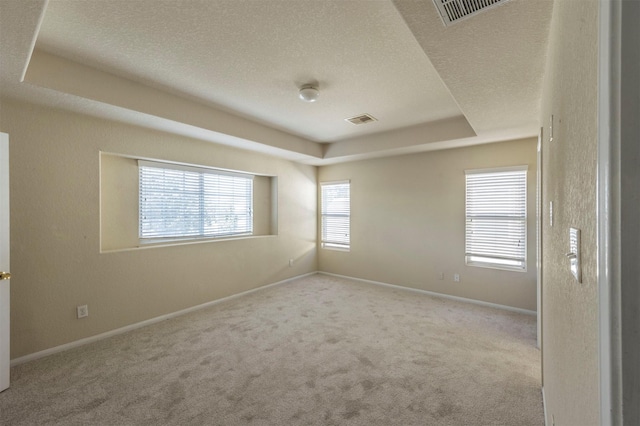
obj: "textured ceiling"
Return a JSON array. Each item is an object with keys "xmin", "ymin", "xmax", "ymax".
[
  {"xmin": 393, "ymin": 0, "xmax": 554, "ymax": 136},
  {"xmin": 0, "ymin": 0, "xmax": 553, "ymax": 165},
  {"xmin": 36, "ymin": 0, "xmax": 462, "ymax": 142}
]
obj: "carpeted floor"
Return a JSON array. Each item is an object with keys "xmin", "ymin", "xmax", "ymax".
[{"xmin": 0, "ymin": 274, "xmax": 543, "ymax": 425}]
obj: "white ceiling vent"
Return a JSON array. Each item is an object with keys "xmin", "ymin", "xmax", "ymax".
[
  {"xmin": 345, "ymin": 114, "xmax": 377, "ymax": 125},
  {"xmin": 432, "ymin": 0, "xmax": 510, "ymax": 26}
]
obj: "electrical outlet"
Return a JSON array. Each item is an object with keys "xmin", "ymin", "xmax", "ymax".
[
  {"xmin": 77, "ymin": 305, "xmax": 88, "ymax": 319},
  {"xmin": 289, "ymin": 259, "xmax": 294, "ymax": 267},
  {"xmin": 438, "ymin": 272, "xmax": 444, "ymax": 280},
  {"xmin": 453, "ymin": 274, "xmax": 460, "ymax": 282}
]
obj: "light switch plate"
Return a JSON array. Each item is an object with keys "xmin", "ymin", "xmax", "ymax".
[{"xmin": 569, "ymin": 228, "xmax": 581, "ymax": 283}]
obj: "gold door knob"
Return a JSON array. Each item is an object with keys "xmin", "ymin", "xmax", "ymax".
[{"xmin": 0, "ymin": 272, "xmax": 10, "ymax": 280}]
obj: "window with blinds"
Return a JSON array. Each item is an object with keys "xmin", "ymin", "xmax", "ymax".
[
  {"xmin": 465, "ymin": 167, "xmax": 527, "ymax": 271},
  {"xmin": 321, "ymin": 181, "xmax": 350, "ymax": 250},
  {"xmin": 139, "ymin": 161, "xmax": 253, "ymax": 241}
]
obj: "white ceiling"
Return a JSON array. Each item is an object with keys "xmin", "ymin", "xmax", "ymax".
[{"xmin": 0, "ymin": 0, "xmax": 553, "ymax": 165}]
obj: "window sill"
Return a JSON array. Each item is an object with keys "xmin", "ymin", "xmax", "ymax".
[
  {"xmin": 139, "ymin": 232, "xmax": 254, "ymax": 245},
  {"xmin": 321, "ymin": 244, "xmax": 350, "ymax": 252},
  {"xmin": 100, "ymin": 234, "xmax": 275, "ymax": 253},
  {"xmin": 465, "ymin": 261, "xmax": 527, "ymax": 273}
]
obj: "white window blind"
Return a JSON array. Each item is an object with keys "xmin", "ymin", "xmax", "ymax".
[
  {"xmin": 321, "ymin": 181, "xmax": 350, "ymax": 250},
  {"xmin": 465, "ymin": 167, "xmax": 527, "ymax": 271},
  {"xmin": 139, "ymin": 161, "xmax": 253, "ymax": 240}
]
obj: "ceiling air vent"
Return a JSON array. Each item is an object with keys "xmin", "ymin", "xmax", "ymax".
[
  {"xmin": 345, "ymin": 114, "xmax": 377, "ymax": 125},
  {"xmin": 432, "ymin": 0, "xmax": 510, "ymax": 26}
]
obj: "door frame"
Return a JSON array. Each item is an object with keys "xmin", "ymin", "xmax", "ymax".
[
  {"xmin": 536, "ymin": 127, "xmax": 543, "ymax": 352},
  {"xmin": 598, "ymin": 0, "xmax": 640, "ymax": 424}
]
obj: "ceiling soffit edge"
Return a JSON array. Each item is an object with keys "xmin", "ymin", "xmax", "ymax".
[
  {"xmin": 21, "ymin": 49, "xmax": 484, "ymax": 165},
  {"xmin": 23, "ymin": 49, "xmax": 324, "ymax": 160}
]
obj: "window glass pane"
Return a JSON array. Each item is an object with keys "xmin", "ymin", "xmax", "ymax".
[
  {"xmin": 465, "ymin": 169, "xmax": 526, "ymax": 270},
  {"xmin": 321, "ymin": 181, "xmax": 350, "ymax": 250},
  {"xmin": 139, "ymin": 163, "xmax": 253, "ymax": 240}
]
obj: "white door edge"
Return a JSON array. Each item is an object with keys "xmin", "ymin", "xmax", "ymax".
[{"xmin": 0, "ymin": 132, "xmax": 9, "ymax": 392}]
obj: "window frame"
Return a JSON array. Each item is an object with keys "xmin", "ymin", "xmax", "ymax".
[
  {"xmin": 138, "ymin": 160, "xmax": 254, "ymax": 244},
  {"xmin": 320, "ymin": 180, "xmax": 351, "ymax": 251},
  {"xmin": 465, "ymin": 166, "xmax": 528, "ymax": 272}
]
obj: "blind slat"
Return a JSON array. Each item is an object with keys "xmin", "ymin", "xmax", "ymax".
[
  {"xmin": 321, "ymin": 182, "xmax": 350, "ymax": 249},
  {"xmin": 140, "ymin": 164, "xmax": 253, "ymax": 239},
  {"xmin": 465, "ymin": 169, "xmax": 527, "ymax": 270}
]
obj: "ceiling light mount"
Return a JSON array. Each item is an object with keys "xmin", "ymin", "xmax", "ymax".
[{"xmin": 299, "ymin": 84, "xmax": 319, "ymax": 103}]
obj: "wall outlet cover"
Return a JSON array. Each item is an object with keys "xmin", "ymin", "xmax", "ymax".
[{"xmin": 77, "ymin": 305, "xmax": 88, "ymax": 319}]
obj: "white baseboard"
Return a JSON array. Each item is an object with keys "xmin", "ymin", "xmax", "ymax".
[
  {"xmin": 11, "ymin": 270, "xmax": 535, "ymax": 367},
  {"xmin": 319, "ymin": 272, "xmax": 537, "ymax": 316},
  {"xmin": 10, "ymin": 272, "xmax": 317, "ymax": 367}
]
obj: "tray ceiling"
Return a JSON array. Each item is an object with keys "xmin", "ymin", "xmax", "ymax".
[{"xmin": 0, "ymin": 0, "xmax": 553, "ymax": 165}]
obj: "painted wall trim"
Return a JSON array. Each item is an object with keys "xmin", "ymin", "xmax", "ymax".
[
  {"xmin": 597, "ymin": 0, "xmax": 622, "ymax": 424},
  {"xmin": 542, "ymin": 386, "xmax": 548, "ymax": 426},
  {"xmin": 598, "ymin": 0, "xmax": 640, "ymax": 424},
  {"xmin": 10, "ymin": 272, "xmax": 317, "ymax": 367},
  {"xmin": 319, "ymin": 272, "xmax": 537, "ymax": 316}
]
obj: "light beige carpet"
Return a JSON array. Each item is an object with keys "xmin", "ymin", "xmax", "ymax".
[{"xmin": 0, "ymin": 274, "xmax": 543, "ymax": 425}]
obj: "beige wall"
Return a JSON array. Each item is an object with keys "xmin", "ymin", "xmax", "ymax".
[
  {"xmin": 0, "ymin": 99, "xmax": 317, "ymax": 359},
  {"xmin": 318, "ymin": 138, "xmax": 538, "ymax": 311},
  {"xmin": 539, "ymin": 0, "xmax": 600, "ymax": 424}
]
